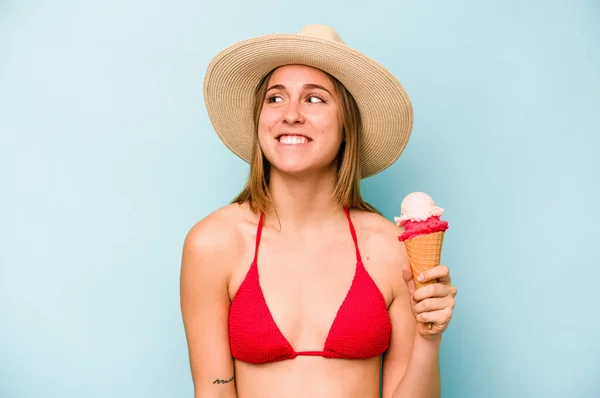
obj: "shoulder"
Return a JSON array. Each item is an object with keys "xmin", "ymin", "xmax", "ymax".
[
  {"xmin": 184, "ymin": 203, "xmax": 244, "ymax": 251},
  {"xmin": 182, "ymin": 202, "xmax": 258, "ymax": 278},
  {"xmin": 349, "ymin": 209, "xmax": 409, "ymax": 298},
  {"xmin": 349, "ymin": 209, "xmax": 407, "ymax": 262}
]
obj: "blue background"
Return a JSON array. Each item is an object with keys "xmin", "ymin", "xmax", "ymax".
[{"xmin": 1, "ymin": 0, "xmax": 599, "ymax": 397}]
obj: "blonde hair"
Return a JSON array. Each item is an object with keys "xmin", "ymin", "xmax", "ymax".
[{"xmin": 232, "ymin": 67, "xmax": 380, "ymax": 215}]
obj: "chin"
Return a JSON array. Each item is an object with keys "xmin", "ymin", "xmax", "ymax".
[
  {"xmin": 272, "ymin": 161, "xmax": 337, "ymax": 178},
  {"xmin": 263, "ymin": 148, "xmax": 338, "ymax": 178},
  {"xmin": 272, "ymin": 163, "xmax": 312, "ymax": 176}
]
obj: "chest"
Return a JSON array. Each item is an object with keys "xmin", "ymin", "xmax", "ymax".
[{"xmin": 252, "ymin": 230, "xmax": 362, "ymax": 348}]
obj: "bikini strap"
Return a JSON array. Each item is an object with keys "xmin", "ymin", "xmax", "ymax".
[
  {"xmin": 253, "ymin": 213, "xmax": 264, "ymax": 264},
  {"xmin": 343, "ymin": 207, "xmax": 362, "ymax": 263},
  {"xmin": 255, "ymin": 210, "xmax": 360, "ymax": 263}
]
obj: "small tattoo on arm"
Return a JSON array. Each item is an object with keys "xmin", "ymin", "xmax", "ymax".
[{"xmin": 213, "ymin": 376, "xmax": 234, "ymax": 384}]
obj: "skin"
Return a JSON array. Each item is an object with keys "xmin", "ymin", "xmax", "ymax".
[{"xmin": 180, "ymin": 65, "xmax": 457, "ymax": 398}]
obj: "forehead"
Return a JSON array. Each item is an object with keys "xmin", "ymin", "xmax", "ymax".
[{"xmin": 267, "ymin": 65, "xmax": 333, "ymax": 88}]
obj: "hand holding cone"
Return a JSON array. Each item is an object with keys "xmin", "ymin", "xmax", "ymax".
[{"xmin": 395, "ymin": 192, "xmax": 449, "ymax": 330}]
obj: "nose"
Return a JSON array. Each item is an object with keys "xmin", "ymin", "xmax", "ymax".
[{"xmin": 282, "ymin": 101, "xmax": 304, "ymax": 125}]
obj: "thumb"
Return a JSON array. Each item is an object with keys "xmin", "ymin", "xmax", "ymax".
[
  {"xmin": 402, "ymin": 261, "xmax": 416, "ymax": 295},
  {"xmin": 402, "ymin": 261, "xmax": 413, "ymax": 283}
]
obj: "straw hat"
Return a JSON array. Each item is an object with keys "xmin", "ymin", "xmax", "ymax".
[{"xmin": 203, "ymin": 24, "xmax": 413, "ymax": 179}]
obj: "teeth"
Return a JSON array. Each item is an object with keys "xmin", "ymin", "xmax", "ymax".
[{"xmin": 279, "ymin": 135, "xmax": 308, "ymax": 145}]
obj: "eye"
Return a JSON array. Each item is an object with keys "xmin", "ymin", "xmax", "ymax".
[
  {"xmin": 307, "ymin": 95, "xmax": 325, "ymax": 103},
  {"xmin": 266, "ymin": 95, "xmax": 283, "ymax": 103}
]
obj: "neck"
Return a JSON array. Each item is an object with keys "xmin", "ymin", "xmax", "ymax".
[{"xmin": 265, "ymin": 167, "xmax": 345, "ymax": 229}]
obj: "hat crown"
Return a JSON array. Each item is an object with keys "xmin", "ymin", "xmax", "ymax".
[{"xmin": 299, "ymin": 24, "xmax": 344, "ymax": 44}]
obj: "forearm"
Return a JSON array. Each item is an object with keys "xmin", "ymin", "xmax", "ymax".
[
  {"xmin": 193, "ymin": 386, "xmax": 237, "ymax": 398},
  {"xmin": 392, "ymin": 334, "xmax": 441, "ymax": 398}
]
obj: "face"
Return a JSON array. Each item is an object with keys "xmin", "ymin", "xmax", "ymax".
[{"xmin": 257, "ymin": 65, "xmax": 343, "ymax": 177}]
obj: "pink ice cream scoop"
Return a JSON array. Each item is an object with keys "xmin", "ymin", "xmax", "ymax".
[{"xmin": 394, "ymin": 192, "xmax": 449, "ymax": 242}]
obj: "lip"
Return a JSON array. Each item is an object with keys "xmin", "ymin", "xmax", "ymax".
[
  {"xmin": 275, "ymin": 133, "xmax": 313, "ymax": 141},
  {"xmin": 275, "ymin": 134, "xmax": 313, "ymax": 147}
]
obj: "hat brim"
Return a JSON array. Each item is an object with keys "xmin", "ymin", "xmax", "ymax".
[{"xmin": 203, "ymin": 33, "xmax": 413, "ymax": 179}]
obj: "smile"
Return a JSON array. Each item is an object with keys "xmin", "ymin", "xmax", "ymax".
[{"xmin": 277, "ymin": 134, "xmax": 312, "ymax": 145}]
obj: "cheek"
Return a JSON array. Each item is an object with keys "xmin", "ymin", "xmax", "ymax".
[
  {"xmin": 318, "ymin": 110, "xmax": 343, "ymax": 144},
  {"xmin": 257, "ymin": 110, "xmax": 280, "ymax": 154},
  {"xmin": 257, "ymin": 111, "xmax": 273, "ymax": 143},
  {"xmin": 258, "ymin": 108, "xmax": 279, "ymax": 131}
]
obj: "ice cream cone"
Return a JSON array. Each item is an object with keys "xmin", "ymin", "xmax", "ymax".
[
  {"xmin": 404, "ymin": 231, "xmax": 445, "ymax": 290},
  {"xmin": 395, "ymin": 192, "xmax": 449, "ymax": 331}
]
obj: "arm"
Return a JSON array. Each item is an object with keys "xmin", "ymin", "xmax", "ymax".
[
  {"xmin": 382, "ymin": 295, "xmax": 441, "ymax": 398},
  {"xmin": 180, "ymin": 216, "xmax": 239, "ymax": 398},
  {"xmin": 381, "ymin": 231, "xmax": 455, "ymax": 398}
]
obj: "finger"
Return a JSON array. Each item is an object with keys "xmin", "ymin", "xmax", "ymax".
[
  {"xmin": 413, "ymin": 283, "xmax": 457, "ymax": 302},
  {"xmin": 402, "ymin": 263, "xmax": 417, "ymax": 295},
  {"xmin": 402, "ymin": 261, "xmax": 413, "ymax": 283},
  {"xmin": 405, "ymin": 278, "xmax": 416, "ymax": 297},
  {"xmin": 418, "ymin": 264, "xmax": 451, "ymax": 285},
  {"xmin": 414, "ymin": 297, "xmax": 455, "ymax": 314},
  {"xmin": 415, "ymin": 306, "xmax": 453, "ymax": 325}
]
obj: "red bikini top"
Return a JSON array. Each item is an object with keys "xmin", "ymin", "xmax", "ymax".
[{"xmin": 229, "ymin": 207, "xmax": 392, "ymax": 364}]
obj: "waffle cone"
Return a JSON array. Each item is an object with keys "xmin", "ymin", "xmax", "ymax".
[{"xmin": 404, "ymin": 231, "xmax": 445, "ymax": 290}]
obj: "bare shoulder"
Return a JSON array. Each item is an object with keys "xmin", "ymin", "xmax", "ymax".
[
  {"xmin": 350, "ymin": 209, "xmax": 409, "ymax": 298},
  {"xmin": 182, "ymin": 202, "xmax": 257, "ymax": 278},
  {"xmin": 184, "ymin": 203, "xmax": 245, "ymax": 248},
  {"xmin": 350, "ymin": 209, "xmax": 408, "ymax": 263}
]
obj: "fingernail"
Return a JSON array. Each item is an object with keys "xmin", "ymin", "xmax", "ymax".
[{"xmin": 418, "ymin": 274, "xmax": 425, "ymax": 282}]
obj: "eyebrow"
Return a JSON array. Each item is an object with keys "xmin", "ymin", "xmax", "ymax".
[{"xmin": 266, "ymin": 83, "xmax": 334, "ymax": 97}]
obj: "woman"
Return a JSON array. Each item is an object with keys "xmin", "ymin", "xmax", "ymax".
[{"xmin": 180, "ymin": 24, "xmax": 457, "ymax": 398}]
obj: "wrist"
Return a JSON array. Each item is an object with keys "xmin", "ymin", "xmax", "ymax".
[{"xmin": 415, "ymin": 331, "xmax": 442, "ymax": 347}]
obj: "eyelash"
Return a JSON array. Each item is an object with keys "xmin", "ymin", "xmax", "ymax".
[{"xmin": 266, "ymin": 94, "xmax": 325, "ymax": 104}]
